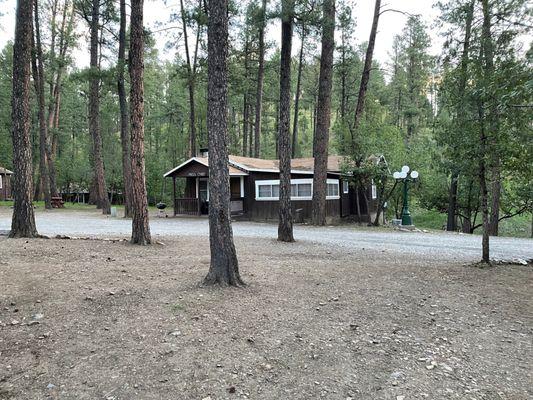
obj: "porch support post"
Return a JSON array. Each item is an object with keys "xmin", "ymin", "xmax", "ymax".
[{"xmin": 172, "ymin": 176, "xmax": 176, "ymax": 216}]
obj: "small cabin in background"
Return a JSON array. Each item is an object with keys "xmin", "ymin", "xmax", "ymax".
[
  {"xmin": 0, "ymin": 166, "xmax": 13, "ymax": 201},
  {"xmin": 164, "ymin": 151, "xmax": 386, "ymax": 224}
]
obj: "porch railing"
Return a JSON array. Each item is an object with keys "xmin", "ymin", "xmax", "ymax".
[{"xmin": 174, "ymin": 198, "xmax": 200, "ymax": 216}]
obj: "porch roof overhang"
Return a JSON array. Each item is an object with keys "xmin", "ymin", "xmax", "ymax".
[
  {"xmin": 0, "ymin": 167, "xmax": 13, "ymax": 175},
  {"xmin": 164, "ymin": 157, "xmax": 248, "ymax": 178}
]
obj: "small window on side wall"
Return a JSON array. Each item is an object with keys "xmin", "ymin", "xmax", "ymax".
[{"xmin": 343, "ymin": 180, "xmax": 349, "ymax": 194}]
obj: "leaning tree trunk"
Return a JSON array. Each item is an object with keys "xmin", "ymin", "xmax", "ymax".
[
  {"xmin": 118, "ymin": 0, "xmax": 132, "ymax": 218},
  {"xmin": 253, "ymin": 0, "xmax": 267, "ymax": 158},
  {"xmin": 351, "ymin": 0, "xmax": 381, "ymax": 149},
  {"xmin": 203, "ymin": 0, "xmax": 244, "ymax": 286},
  {"xmin": 129, "ymin": 0, "xmax": 151, "ymax": 245},
  {"xmin": 311, "ymin": 0, "xmax": 335, "ymax": 226},
  {"xmin": 277, "ymin": 0, "xmax": 295, "ymax": 242},
  {"xmin": 10, "ymin": 0, "xmax": 38, "ymax": 238},
  {"xmin": 31, "ymin": 0, "xmax": 51, "ymax": 210},
  {"xmin": 88, "ymin": 0, "xmax": 110, "ymax": 214}
]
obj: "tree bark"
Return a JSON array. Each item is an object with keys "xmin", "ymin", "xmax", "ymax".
[
  {"xmin": 31, "ymin": 0, "xmax": 51, "ymax": 209},
  {"xmin": 204, "ymin": 0, "xmax": 244, "ymax": 286},
  {"xmin": 351, "ymin": 0, "xmax": 380, "ymax": 149},
  {"xmin": 10, "ymin": 0, "xmax": 38, "ymax": 238},
  {"xmin": 118, "ymin": 0, "xmax": 132, "ymax": 218},
  {"xmin": 277, "ymin": 0, "xmax": 294, "ymax": 242},
  {"xmin": 311, "ymin": 0, "xmax": 335, "ymax": 226},
  {"xmin": 253, "ymin": 0, "xmax": 267, "ymax": 158},
  {"xmin": 88, "ymin": 0, "xmax": 110, "ymax": 214},
  {"xmin": 291, "ymin": 22, "xmax": 305, "ymax": 158},
  {"xmin": 129, "ymin": 0, "xmax": 151, "ymax": 245}
]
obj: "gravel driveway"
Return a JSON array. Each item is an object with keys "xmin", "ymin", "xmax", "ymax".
[{"xmin": 0, "ymin": 208, "xmax": 531, "ymax": 262}]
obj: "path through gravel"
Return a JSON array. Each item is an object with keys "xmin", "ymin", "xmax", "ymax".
[{"xmin": 0, "ymin": 208, "xmax": 531, "ymax": 262}]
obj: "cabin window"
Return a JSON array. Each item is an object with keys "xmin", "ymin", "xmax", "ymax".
[
  {"xmin": 255, "ymin": 179, "xmax": 339, "ymax": 201},
  {"xmin": 327, "ymin": 182, "xmax": 339, "ymax": 197},
  {"xmin": 343, "ymin": 180, "xmax": 349, "ymax": 194},
  {"xmin": 371, "ymin": 180, "xmax": 377, "ymax": 199}
]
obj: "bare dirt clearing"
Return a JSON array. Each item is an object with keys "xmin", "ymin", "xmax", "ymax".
[{"xmin": 0, "ymin": 236, "xmax": 531, "ymax": 400}]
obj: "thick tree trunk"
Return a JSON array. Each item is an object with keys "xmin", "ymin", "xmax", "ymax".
[
  {"xmin": 204, "ymin": 0, "xmax": 243, "ymax": 286},
  {"xmin": 277, "ymin": 0, "xmax": 294, "ymax": 242},
  {"xmin": 291, "ymin": 23, "xmax": 305, "ymax": 158},
  {"xmin": 89, "ymin": 0, "xmax": 110, "ymax": 214},
  {"xmin": 118, "ymin": 0, "xmax": 132, "ymax": 218},
  {"xmin": 10, "ymin": 0, "xmax": 38, "ymax": 238},
  {"xmin": 253, "ymin": 0, "xmax": 267, "ymax": 158},
  {"xmin": 129, "ymin": 0, "xmax": 151, "ymax": 244},
  {"xmin": 311, "ymin": 0, "xmax": 335, "ymax": 226},
  {"xmin": 31, "ymin": 0, "xmax": 51, "ymax": 209},
  {"xmin": 351, "ymin": 0, "xmax": 380, "ymax": 149}
]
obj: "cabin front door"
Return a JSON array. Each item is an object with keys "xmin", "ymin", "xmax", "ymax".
[{"xmin": 198, "ymin": 179, "xmax": 209, "ymax": 214}]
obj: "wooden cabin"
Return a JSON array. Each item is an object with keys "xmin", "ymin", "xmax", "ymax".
[
  {"xmin": 164, "ymin": 151, "xmax": 384, "ymax": 224},
  {"xmin": 0, "ymin": 167, "xmax": 13, "ymax": 201}
]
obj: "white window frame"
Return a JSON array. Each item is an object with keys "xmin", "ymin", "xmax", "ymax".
[
  {"xmin": 371, "ymin": 179, "xmax": 377, "ymax": 200},
  {"xmin": 0, "ymin": 175, "xmax": 2, "ymax": 189},
  {"xmin": 255, "ymin": 178, "xmax": 340, "ymax": 201},
  {"xmin": 342, "ymin": 180, "xmax": 349, "ymax": 194}
]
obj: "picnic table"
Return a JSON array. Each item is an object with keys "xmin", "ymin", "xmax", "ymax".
[{"xmin": 51, "ymin": 196, "xmax": 64, "ymax": 208}]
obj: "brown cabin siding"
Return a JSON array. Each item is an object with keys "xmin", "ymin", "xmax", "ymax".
[
  {"xmin": 244, "ymin": 171, "xmax": 342, "ymax": 222},
  {"xmin": 0, "ymin": 173, "xmax": 12, "ymax": 201}
]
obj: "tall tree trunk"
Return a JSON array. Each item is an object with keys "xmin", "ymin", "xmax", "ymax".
[
  {"xmin": 31, "ymin": 0, "xmax": 51, "ymax": 209},
  {"xmin": 10, "ymin": 0, "xmax": 38, "ymax": 238},
  {"xmin": 89, "ymin": 0, "xmax": 110, "ymax": 214},
  {"xmin": 253, "ymin": 0, "xmax": 267, "ymax": 158},
  {"xmin": 446, "ymin": 172, "xmax": 458, "ymax": 231},
  {"xmin": 277, "ymin": 0, "xmax": 295, "ymax": 242},
  {"xmin": 351, "ymin": 0, "xmax": 380, "ymax": 149},
  {"xmin": 47, "ymin": 0, "xmax": 73, "ymax": 197},
  {"xmin": 248, "ymin": 103, "xmax": 254, "ymax": 156},
  {"xmin": 118, "ymin": 0, "xmax": 132, "ymax": 218},
  {"xmin": 311, "ymin": 0, "xmax": 335, "ymax": 226},
  {"xmin": 478, "ymin": 104, "xmax": 490, "ymax": 263},
  {"xmin": 447, "ymin": 0, "xmax": 474, "ymax": 232},
  {"xmin": 479, "ymin": 0, "xmax": 500, "ymax": 236},
  {"xmin": 204, "ymin": 0, "xmax": 243, "ymax": 286},
  {"xmin": 292, "ymin": 23, "xmax": 305, "ymax": 158},
  {"xmin": 180, "ymin": 0, "xmax": 198, "ymax": 157},
  {"xmin": 129, "ymin": 0, "xmax": 151, "ymax": 244},
  {"xmin": 242, "ymin": 38, "xmax": 250, "ymax": 157}
]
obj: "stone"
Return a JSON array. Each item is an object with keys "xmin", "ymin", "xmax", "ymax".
[{"xmin": 397, "ymin": 396, "xmax": 406, "ymax": 400}]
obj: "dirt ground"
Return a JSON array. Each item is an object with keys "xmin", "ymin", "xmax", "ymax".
[{"xmin": 0, "ymin": 235, "xmax": 531, "ymax": 400}]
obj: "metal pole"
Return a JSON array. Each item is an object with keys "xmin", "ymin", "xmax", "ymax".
[{"xmin": 401, "ymin": 178, "xmax": 412, "ymax": 226}]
